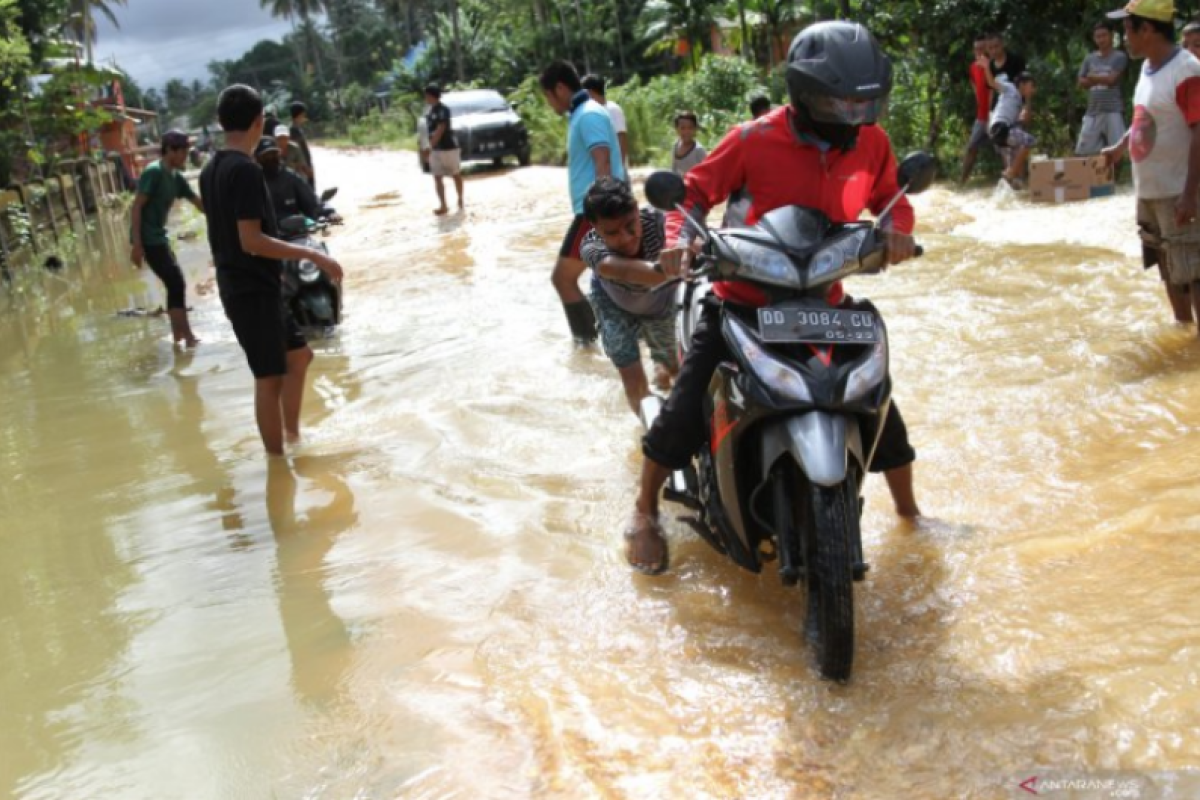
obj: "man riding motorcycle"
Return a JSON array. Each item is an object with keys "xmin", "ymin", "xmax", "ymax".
[
  {"xmin": 626, "ymin": 21, "xmax": 922, "ymax": 574},
  {"xmin": 255, "ymin": 136, "xmax": 330, "ymax": 222}
]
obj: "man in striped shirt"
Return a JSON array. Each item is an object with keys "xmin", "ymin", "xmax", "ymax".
[{"xmin": 580, "ymin": 178, "xmax": 680, "ymax": 414}]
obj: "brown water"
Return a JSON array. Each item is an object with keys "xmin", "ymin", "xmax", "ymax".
[{"xmin": 3, "ymin": 151, "xmax": 1200, "ymax": 799}]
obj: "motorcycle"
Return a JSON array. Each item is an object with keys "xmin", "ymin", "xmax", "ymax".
[
  {"xmin": 641, "ymin": 153, "xmax": 936, "ymax": 682},
  {"xmin": 279, "ymin": 188, "xmax": 342, "ymax": 331}
]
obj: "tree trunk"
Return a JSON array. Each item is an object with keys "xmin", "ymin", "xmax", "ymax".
[
  {"xmin": 557, "ymin": 3, "xmax": 570, "ymax": 55},
  {"xmin": 573, "ymin": 0, "xmax": 591, "ymax": 74},
  {"xmin": 450, "ymin": 0, "xmax": 466, "ymax": 83},
  {"xmin": 736, "ymin": 0, "xmax": 751, "ymax": 60},
  {"xmin": 431, "ymin": 1, "xmax": 445, "ymax": 77},
  {"xmin": 612, "ymin": 0, "xmax": 626, "ymax": 78},
  {"xmin": 837, "ymin": 0, "xmax": 852, "ymax": 18},
  {"xmin": 287, "ymin": 12, "xmax": 306, "ymax": 82},
  {"xmin": 302, "ymin": 14, "xmax": 326, "ymax": 85}
]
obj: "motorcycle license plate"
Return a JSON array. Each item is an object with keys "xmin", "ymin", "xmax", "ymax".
[{"xmin": 757, "ymin": 307, "xmax": 878, "ymax": 344}]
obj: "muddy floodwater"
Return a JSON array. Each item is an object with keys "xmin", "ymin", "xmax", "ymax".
[{"xmin": 3, "ymin": 149, "xmax": 1200, "ymax": 799}]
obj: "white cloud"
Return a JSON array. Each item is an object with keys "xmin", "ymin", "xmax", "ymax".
[{"xmin": 92, "ymin": 0, "xmax": 306, "ymax": 89}]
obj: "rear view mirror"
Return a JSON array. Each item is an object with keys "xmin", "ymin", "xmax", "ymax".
[
  {"xmin": 645, "ymin": 171, "xmax": 686, "ymax": 212},
  {"xmin": 897, "ymin": 152, "xmax": 937, "ymax": 195},
  {"xmin": 320, "ymin": 187, "xmax": 338, "ymax": 203},
  {"xmin": 278, "ymin": 215, "xmax": 308, "ymax": 236}
]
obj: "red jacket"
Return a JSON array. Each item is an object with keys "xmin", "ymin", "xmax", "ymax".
[
  {"xmin": 970, "ymin": 62, "xmax": 991, "ymax": 122},
  {"xmin": 665, "ymin": 105, "xmax": 914, "ymax": 307}
]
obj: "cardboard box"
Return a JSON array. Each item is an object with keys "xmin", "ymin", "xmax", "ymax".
[{"xmin": 1028, "ymin": 156, "xmax": 1113, "ymax": 204}]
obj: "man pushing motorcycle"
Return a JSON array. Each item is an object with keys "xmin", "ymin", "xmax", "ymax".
[{"xmin": 626, "ymin": 21, "xmax": 922, "ymax": 574}]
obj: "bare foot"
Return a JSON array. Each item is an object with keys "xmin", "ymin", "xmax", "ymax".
[
  {"xmin": 623, "ymin": 512, "xmax": 669, "ymax": 575},
  {"xmin": 434, "ymin": 207, "xmax": 449, "ymax": 216}
]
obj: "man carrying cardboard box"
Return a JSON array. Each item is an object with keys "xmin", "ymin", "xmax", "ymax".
[{"xmin": 1105, "ymin": 0, "xmax": 1200, "ymax": 328}]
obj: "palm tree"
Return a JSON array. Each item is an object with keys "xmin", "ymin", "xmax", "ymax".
[
  {"xmin": 640, "ymin": 0, "xmax": 719, "ymax": 71},
  {"xmin": 260, "ymin": 0, "xmax": 326, "ymax": 85},
  {"xmin": 746, "ymin": 0, "xmax": 802, "ymax": 66},
  {"xmin": 449, "ymin": 0, "xmax": 465, "ymax": 83},
  {"xmin": 67, "ymin": 0, "xmax": 127, "ymax": 63}
]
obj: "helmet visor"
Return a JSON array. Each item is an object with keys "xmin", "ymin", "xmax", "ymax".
[{"xmin": 798, "ymin": 90, "xmax": 886, "ymax": 125}]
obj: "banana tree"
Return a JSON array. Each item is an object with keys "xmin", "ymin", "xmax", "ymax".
[{"xmin": 640, "ymin": 0, "xmax": 719, "ymax": 71}]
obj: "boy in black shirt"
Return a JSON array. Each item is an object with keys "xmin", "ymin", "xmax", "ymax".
[{"xmin": 200, "ymin": 84, "xmax": 344, "ymax": 455}]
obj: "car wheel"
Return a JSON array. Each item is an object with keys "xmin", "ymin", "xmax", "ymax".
[
  {"xmin": 518, "ymin": 148, "xmax": 531, "ymax": 167},
  {"xmin": 492, "ymin": 156, "xmax": 505, "ymax": 167}
]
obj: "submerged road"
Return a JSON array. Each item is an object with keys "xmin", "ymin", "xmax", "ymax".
[{"xmin": 2, "ymin": 148, "xmax": 1200, "ymax": 798}]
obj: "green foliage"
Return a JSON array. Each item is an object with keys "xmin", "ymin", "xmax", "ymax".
[
  {"xmin": 510, "ymin": 75, "xmax": 568, "ymax": 165},
  {"xmin": 345, "ymin": 106, "xmax": 417, "ymax": 149},
  {"xmin": 0, "ymin": 0, "xmax": 31, "ymax": 91},
  {"xmin": 512, "ymin": 55, "xmax": 768, "ymax": 167}
]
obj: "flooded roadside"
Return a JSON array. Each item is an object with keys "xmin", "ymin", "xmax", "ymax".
[{"xmin": 2, "ymin": 149, "xmax": 1200, "ymax": 799}]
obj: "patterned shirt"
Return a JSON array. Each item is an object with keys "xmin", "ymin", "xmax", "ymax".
[{"xmin": 581, "ymin": 207, "xmax": 673, "ymax": 318}]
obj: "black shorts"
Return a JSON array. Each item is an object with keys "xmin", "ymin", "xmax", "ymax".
[
  {"xmin": 144, "ymin": 244, "xmax": 186, "ymax": 310},
  {"xmin": 222, "ymin": 291, "xmax": 307, "ymax": 379},
  {"xmin": 558, "ymin": 215, "xmax": 594, "ymax": 260}
]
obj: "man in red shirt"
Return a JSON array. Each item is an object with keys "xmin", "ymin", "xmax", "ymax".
[
  {"xmin": 625, "ymin": 22, "xmax": 922, "ymax": 574},
  {"xmin": 960, "ymin": 34, "xmax": 993, "ymax": 183}
]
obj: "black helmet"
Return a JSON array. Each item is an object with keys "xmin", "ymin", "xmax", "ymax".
[{"xmin": 786, "ymin": 21, "xmax": 892, "ymax": 127}]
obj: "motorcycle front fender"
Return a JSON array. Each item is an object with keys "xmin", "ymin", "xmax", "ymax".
[{"xmin": 759, "ymin": 412, "xmax": 864, "ymax": 488}]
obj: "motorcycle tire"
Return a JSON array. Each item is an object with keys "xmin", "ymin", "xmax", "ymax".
[{"xmin": 803, "ymin": 475, "xmax": 858, "ymax": 682}]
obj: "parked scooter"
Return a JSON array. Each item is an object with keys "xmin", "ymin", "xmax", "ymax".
[
  {"xmin": 642, "ymin": 153, "xmax": 936, "ymax": 682},
  {"xmin": 280, "ymin": 188, "xmax": 342, "ymax": 330}
]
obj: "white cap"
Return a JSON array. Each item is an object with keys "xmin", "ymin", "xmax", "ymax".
[{"xmin": 274, "ymin": 125, "xmax": 290, "ymax": 138}]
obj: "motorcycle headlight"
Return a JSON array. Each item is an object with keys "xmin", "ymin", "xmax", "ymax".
[
  {"xmin": 843, "ymin": 334, "xmax": 888, "ymax": 403},
  {"xmin": 808, "ymin": 229, "xmax": 871, "ymax": 284},
  {"xmin": 298, "ymin": 259, "xmax": 321, "ymax": 283},
  {"xmin": 724, "ymin": 316, "xmax": 812, "ymax": 404}
]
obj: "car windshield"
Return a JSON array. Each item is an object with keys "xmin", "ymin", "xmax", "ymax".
[{"xmin": 445, "ymin": 94, "xmax": 510, "ymax": 116}]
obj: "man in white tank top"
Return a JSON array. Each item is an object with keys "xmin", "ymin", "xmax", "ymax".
[{"xmin": 1105, "ymin": 0, "xmax": 1200, "ymax": 330}]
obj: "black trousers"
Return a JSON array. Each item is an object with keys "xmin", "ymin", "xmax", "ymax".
[
  {"xmin": 642, "ymin": 298, "xmax": 916, "ymax": 472},
  {"xmin": 144, "ymin": 244, "xmax": 186, "ymax": 310}
]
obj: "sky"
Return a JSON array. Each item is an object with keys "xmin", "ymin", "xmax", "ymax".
[{"xmin": 93, "ymin": 0, "xmax": 301, "ymax": 91}]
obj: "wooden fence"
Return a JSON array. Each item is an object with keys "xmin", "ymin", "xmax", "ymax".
[{"xmin": 0, "ymin": 159, "xmax": 124, "ymax": 270}]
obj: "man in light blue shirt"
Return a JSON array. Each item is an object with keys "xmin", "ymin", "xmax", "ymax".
[{"xmin": 540, "ymin": 60, "xmax": 626, "ymax": 344}]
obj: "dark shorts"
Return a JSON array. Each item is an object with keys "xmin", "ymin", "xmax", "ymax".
[
  {"xmin": 222, "ymin": 291, "xmax": 307, "ymax": 379},
  {"xmin": 642, "ymin": 298, "xmax": 915, "ymax": 473},
  {"xmin": 144, "ymin": 244, "xmax": 186, "ymax": 310},
  {"xmin": 559, "ymin": 215, "xmax": 594, "ymax": 260}
]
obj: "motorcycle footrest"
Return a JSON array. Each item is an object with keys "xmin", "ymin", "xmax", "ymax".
[
  {"xmin": 853, "ymin": 562, "xmax": 870, "ymax": 581},
  {"xmin": 663, "ymin": 483, "xmax": 700, "ymax": 510}
]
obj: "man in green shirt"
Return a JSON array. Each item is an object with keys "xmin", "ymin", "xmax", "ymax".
[{"xmin": 130, "ymin": 130, "xmax": 205, "ymax": 346}]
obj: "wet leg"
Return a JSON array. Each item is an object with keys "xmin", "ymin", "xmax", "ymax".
[
  {"xmin": 617, "ymin": 361, "xmax": 651, "ymax": 415},
  {"xmin": 627, "ymin": 458, "xmax": 671, "ymax": 573},
  {"xmin": 433, "ymin": 175, "xmax": 448, "ymax": 215},
  {"xmin": 960, "ymin": 146, "xmax": 979, "ymax": 185},
  {"xmin": 453, "ymin": 174, "xmax": 464, "ymax": 210},
  {"xmin": 254, "ymin": 376, "xmax": 286, "ymax": 455},
  {"xmin": 281, "ymin": 346, "xmax": 314, "ymax": 443},
  {"xmin": 884, "ymin": 463, "xmax": 921, "ymax": 518},
  {"xmin": 167, "ymin": 308, "xmax": 198, "ymax": 346},
  {"xmin": 1159, "ymin": 264, "xmax": 1193, "ymax": 323},
  {"xmin": 652, "ymin": 361, "xmax": 677, "ymax": 392},
  {"xmin": 1191, "ymin": 280, "xmax": 1200, "ymax": 336}
]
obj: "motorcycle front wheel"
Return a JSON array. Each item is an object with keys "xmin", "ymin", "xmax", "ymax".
[{"xmin": 803, "ymin": 473, "xmax": 858, "ymax": 682}]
